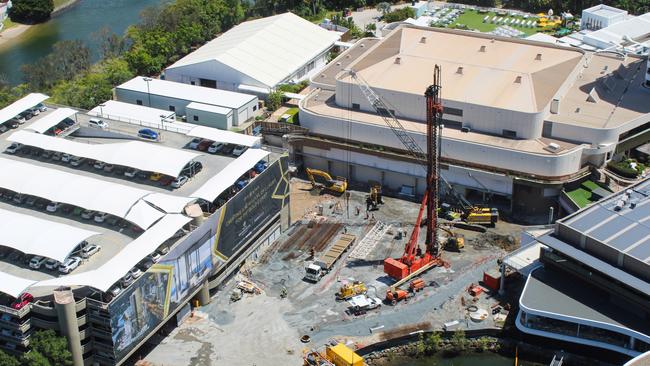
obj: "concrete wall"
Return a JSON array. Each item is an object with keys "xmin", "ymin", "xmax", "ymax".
[
  {"xmin": 547, "ymin": 113, "xmax": 650, "ymax": 147},
  {"xmin": 186, "ymin": 107, "xmax": 232, "ymax": 130}
]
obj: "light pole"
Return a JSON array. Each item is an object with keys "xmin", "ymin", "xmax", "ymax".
[
  {"xmin": 98, "ymin": 103, "xmax": 106, "ymax": 118},
  {"xmin": 143, "ymin": 77, "xmax": 153, "ymax": 107}
]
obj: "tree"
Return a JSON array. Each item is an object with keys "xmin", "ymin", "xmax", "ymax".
[
  {"xmin": 93, "ymin": 27, "xmax": 128, "ymax": 59},
  {"xmin": 267, "ymin": 90, "xmax": 284, "ymax": 111},
  {"xmin": 9, "ymin": 0, "xmax": 54, "ymax": 23},
  {"xmin": 449, "ymin": 329, "xmax": 469, "ymax": 354},
  {"xmin": 22, "ymin": 40, "xmax": 90, "ymax": 90},
  {"xmin": 24, "ymin": 330, "xmax": 73, "ymax": 366},
  {"xmin": 382, "ymin": 7, "xmax": 415, "ymax": 23},
  {"xmin": 376, "ymin": 2, "xmax": 390, "ymax": 15},
  {"xmin": 364, "ymin": 22, "xmax": 376, "ymax": 37},
  {"xmin": 424, "ymin": 332, "xmax": 442, "ymax": 354},
  {"xmin": 0, "ymin": 350, "xmax": 20, "ymax": 366}
]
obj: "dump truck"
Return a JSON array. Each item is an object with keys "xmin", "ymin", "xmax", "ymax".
[
  {"xmin": 336, "ymin": 281, "xmax": 367, "ymax": 301},
  {"xmin": 305, "ymin": 234, "xmax": 356, "ymax": 282}
]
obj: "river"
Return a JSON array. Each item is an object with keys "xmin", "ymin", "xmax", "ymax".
[
  {"xmin": 389, "ymin": 352, "xmax": 546, "ymax": 366},
  {"xmin": 0, "ymin": 0, "xmax": 166, "ymax": 85}
]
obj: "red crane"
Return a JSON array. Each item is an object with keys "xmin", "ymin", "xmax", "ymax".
[{"xmin": 350, "ymin": 65, "xmax": 444, "ymax": 281}]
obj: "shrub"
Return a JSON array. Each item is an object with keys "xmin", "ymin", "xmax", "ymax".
[
  {"xmin": 9, "ymin": 0, "xmax": 53, "ymax": 23},
  {"xmin": 607, "ymin": 160, "xmax": 643, "ymax": 179},
  {"xmin": 382, "ymin": 7, "xmax": 415, "ymax": 23}
]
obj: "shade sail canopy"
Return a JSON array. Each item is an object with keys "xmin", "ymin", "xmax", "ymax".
[
  {"xmin": 187, "ymin": 125, "xmax": 261, "ymax": 148},
  {"xmin": 0, "ymin": 208, "xmax": 99, "ymax": 263},
  {"xmin": 0, "ymin": 157, "xmax": 160, "ymax": 228},
  {"xmin": 0, "ymin": 272, "xmax": 37, "ymax": 298},
  {"xmin": 8, "ymin": 130, "xmax": 200, "ymax": 178},
  {"xmin": 34, "ymin": 214, "xmax": 192, "ymax": 292},
  {"xmin": 191, "ymin": 148, "xmax": 270, "ymax": 202},
  {"xmin": 26, "ymin": 108, "xmax": 77, "ymax": 134},
  {"xmin": 143, "ymin": 193, "xmax": 196, "ymax": 214},
  {"xmin": 88, "ymin": 100, "xmax": 175, "ymax": 125},
  {"xmin": 0, "ymin": 93, "xmax": 48, "ymax": 125}
]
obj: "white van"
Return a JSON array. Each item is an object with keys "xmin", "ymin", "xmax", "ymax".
[{"xmin": 89, "ymin": 118, "xmax": 108, "ymax": 130}]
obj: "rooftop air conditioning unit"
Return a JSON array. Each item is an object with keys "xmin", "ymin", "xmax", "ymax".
[{"xmin": 544, "ymin": 143, "xmax": 561, "ymax": 153}]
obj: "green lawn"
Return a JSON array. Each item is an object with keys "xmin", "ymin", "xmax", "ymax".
[
  {"xmin": 566, "ymin": 188, "xmax": 593, "ymax": 208},
  {"xmin": 580, "ymin": 180, "xmax": 600, "ymax": 191},
  {"xmin": 443, "ymin": 10, "xmax": 543, "ymax": 37}
]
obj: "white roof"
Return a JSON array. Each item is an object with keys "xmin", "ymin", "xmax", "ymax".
[
  {"xmin": 0, "ymin": 272, "xmax": 36, "ymax": 298},
  {"xmin": 89, "ymin": 100, "xmax": 175, "ymax": 126},
  {"xmin": 186, "ymin": 102, "xmax": 232, "ymax": 115},
  {"xmin": 26, "ymin": 108, "xmax": 76, "ymax": 134},
  {"xmin": 115, "ymin": 77, "xmax": 257, "ymax": 110},
  {"xmin": 187, "ymin": 125, "xmax": 261, "ymax": 148},
  {"xmin": 0, "ymin": 157, "xmax": 161, "ymax": 228},
  {"xmin": 166, "ymin": 12, "xmax": 340, "ymax": 88},
  {"xmin": 526, "ymin": 32, "xmax": 560, "ymax": 45},
  {"xmin": 584, "ymin": 13, "xmax": 650, "ymax": 47},
  {"xmin": 143, "ymin": 193, "xmax": 196, "ymax": 213},
  {"xmin": 8, "ymin": 130, "xmax": 199, "ymax": 178},
  {"xmin": 191, "ymin": 148, "xmax": 270, "ymax": 202},
  {"xmin": 0, "ymin": 208, "xmax": 99, "ymax": 263},
  {"xmin": 0, "ymin": 93, "xmax": 49, "ymax": 125},
  {"xmin": 33, "ymin": 214, "xmax": 191, "ymax": 292}
]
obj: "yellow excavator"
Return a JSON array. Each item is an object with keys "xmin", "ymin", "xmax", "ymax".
[
  {"xmin": 441, "ymin": 225, "xmax": 465, "ymax": 252},
  {"xmin": 366, "ymin": 182, "xmax": 383, "ymax": 211},
  {"xmin": 306, "ymin": 168, "xmax": 347, "ymax": 194}
]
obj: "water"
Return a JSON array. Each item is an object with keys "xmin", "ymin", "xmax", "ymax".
[
  {"xmin": 0, "ymin": 0, "xmax": 165, "ymax": 85},
  {"xmin": 389, "ymin": 352, "xmax": 545, "ymax": 366}
]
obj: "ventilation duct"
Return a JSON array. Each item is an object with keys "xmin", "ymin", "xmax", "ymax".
[
  {"xmin": 535, "ymin": 53, "xmax": 542, "ymax": 61},
  {"xmin": 514, "ymin": 76, "xmax": 522, "ymax": 83},
  {"xmin": 479, "ymin": 45, "xmax": 486, "ymax": 52},
  {"xmin": 420, "ymin": 36, "xmax": 427, "ymax": 43},
  {"xmin": 395, "ymin": 57, "xmax": 401, "ymax": 64},
  {"xmin": 456, "ymin": 66, "xmax": 464, "ymax": 74}
]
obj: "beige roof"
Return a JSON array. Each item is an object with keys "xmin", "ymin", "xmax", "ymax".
[
  {"xmin": 547, "ymin": 53, "xmax": 650, "ymax": 129},
  {"xmin": 342, "ymin": 26, "xmax": 584, "ymax": 113}
]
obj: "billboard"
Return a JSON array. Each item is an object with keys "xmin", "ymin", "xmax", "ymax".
[{"xmin": 108, "ymin": 156, "xmax": 290, "ymax": 361}]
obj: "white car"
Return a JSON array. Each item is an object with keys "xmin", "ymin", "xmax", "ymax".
[
  {"xmin": 44, "ymin": 259, "xmax": 60, "ymax": 270},
  {"xmin": 81, "ymin": 210, "xmax": 95, "ymax": 220},
  {"xmin": 30, "ymin": 108, "xmax": 40, "ymax": 116},
  {"xmin": 108, "ymin": 285, "xmax": 122, "ymax": 298},
  {"xmin": 208, "ymin": 142, "xmax": 224, "ymax": 154},
  {"xmin": 5, "ymin": 143, "xmax": 21, "ymax": 154},
  {"xmin": 188, "ymin": 138, "xmax": 202, "ymax": 149},
  {"xmin": 129, "ymin": 267, "xmax": 143, "ymax": 279},
  {"xmin": 124, "ymin": 168, "xmax": 139, "ymax": 178},
  {"xmin": 81, "ymin": 244, "xmax": 101, "ymax": 258},
  {"xmin": 232, "ymin": 145, "xmax": 247, "ymax": 157},
  {"xmin": 148, "ymin": 252, "xmax": 162, "ymax": 263},
  {"xmin": 93, "ymin": 212, "xmax": 109, "ymax": 223},
  {"xmin": 61, "ymin": 154, "xmax": 72, "ymax": 163},
  {"xmin": 29, "ymin": 256, "xmax": 47, "ymax": 269},
  {"xmin": 70, "ymin": 156, "xmax": 86, "ymax": 166},
  {"xmin": 36, "ymin": 103, "xmax": 47, "ymax": 112},
  {"xmin": 88, "ymin": 118, "xmax": 108, "ymax": 130},
  {"xmin": 46, "ymin": 202, "xmax": 62, "ymax": 212},
  {"xmin": 58, "ymin": 257, "xmax": 82, "ymax": 274},
  {"xmin": 93, "ymin": 161, "xmax": 106, "ymax": 170},
  {"xmin": 348, "ymin": 295, "xmax": 382, "ymax": 311},
  {"xmin": 171, "ymin": 175, "xmax": 188, "ymax": 188}
]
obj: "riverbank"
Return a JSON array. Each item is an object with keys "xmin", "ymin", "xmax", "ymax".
[{"xmin": 0, "ymin": 0, "xmax": 80, "ymax": 48}]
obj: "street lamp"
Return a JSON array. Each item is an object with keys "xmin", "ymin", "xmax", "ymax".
[
  {"xmin": 98, "ymin": 103, "xmax": 106, "ymax": 118},
  {"xmin": 143, "ymin": 77, "xmax": 153, "ymax": 107}
]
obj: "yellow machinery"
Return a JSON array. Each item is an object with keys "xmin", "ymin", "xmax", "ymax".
[
  {"xmin": 464, "ymin": 207, "xmax": 499, "ymax": 225},
  {"xmin": 326, "ymin": 343, "xmax": 364, "ymax": 366},
  {"xmin": 365, "ymin": 182, "xmax": 383, "ymax": 211},
  {"xmin": 335, "ymin": 281, "xmax": 367, "ymax": 301},
  {"xmin": 441, "ymin": 226, "xmax": 464, "ymax": 252},
  {"xmin": 306, "ymin": 168, "xmax": 347, "ymax": 194}
]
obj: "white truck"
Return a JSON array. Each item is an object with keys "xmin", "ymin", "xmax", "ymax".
[
  {"xmin": 348, "ymin": 295, "xmax": 382, "ymax": 312},
  {"xmin": 304, "ymin": 234, "xmax": 356, "ymax": 282}
]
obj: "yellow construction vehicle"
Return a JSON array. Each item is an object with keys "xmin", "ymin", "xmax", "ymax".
[
  {"xmin": 365, "ymin": 182, "xmax": 383, "ymax": 211},
  {"xmin": 464, "ymin": 207, "xmax": 499, "ymax": 225},
  {"xmin": 306, "ymin": 168, "xmax": 347, "ymax": 194},
  {"xmin": 335, "ymin": 281, "xmax": 367, "ymax": 301},
  {"xmin": 441, "ymin": 226, "xmax": 464, "ymax": 252}
]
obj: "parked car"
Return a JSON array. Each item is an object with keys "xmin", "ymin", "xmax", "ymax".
[
  {"xmin": 181, "ymin": 161, "xmax": 202, "ymax": 177},
  {"xmin": 58, "ymin": 257, "xmax": 82, "ymax": 274},
  {"xmin": 12, "ymin": 115, "xmax": 25, "ymax": 124},
  {"xmin": 30, "ymin": 148, "xmax": 43, "ymax": 157},
  {"xmin": 81, "ymin": 210, "xmax": 96, "ymax": 220},
  {"xmin": 29, "ymin": 107, "xmax": 41, "ymax": 116},
  {"xmin": 5, "ymin": 143, "xmax": 21, "ymax": 154},
  {"xmin": 232, "ymin": 145, "xmax": 247, "ymax": 157},
  {"xmin": 197, "ymin": 139, "xmax": 213, "ymax": 151},
  {"xmin": 124, "ymin": 168, "xmax": 139, "ymax": 178},
  {"xmin": 254, "ymin": 161, "xmax": 267, "ymax": 173},
  {"xmin": 159, "ymin": 175, "xmax": 174, "ymax": 186},
  {"xmin": 137, "ymin": 170, "xmax": 149, "ymax": 179},
  {"xmin": 188, "ymin": 138, "xmax": 202, "ymax": 149},
  {"xmin": 81, "ymin": 244, "xmax": 101, "ymax": 258},
  {"xmin": 171, "ymin": 175, "xmax": 188, "ymax": 188},
  {"xmin": 44, "ymin": 259, "xmax": 60, "ymax": 270},
  {"xmin": 129, "ymin": 267, "xmax": 143, "ymax": 279},
  {"xmin": 72, "ymin": 206, "xmax": 84, "ymax": 216},
  {"xmin": 103, "ymin": 164, "xmax": 114, "ymax": 173},
  {"xmin": 1, "ymin": 191, "xmax": 13, "ymax": 201},
  {"xmin": 148, "ymin": 252, "xmax": 162, "ymax": 263},
  {"xmin": 208, "ymin": 142, "xmax": 224, "ymax": 154},
  {"xmin": 235, "ymin": 180, "xmax": 248, "ymax": 191},
  {"xmin": 12, "ymin": 194, "xmax": 25, "ymax": 204},
  {"xmin": 41, "ymin": 150, "xmax": 52, "ymax": 159},
  {"xmin": 25, "ymin": 196, "xmax": 37, "ymax": 206},
  {"xmin": 29, "ymin": 256, "xmax": 47, "ymax": 269},
  {"xmin": 121, "ymin": 273, "xmax": 134, "ymax": 288},
  {"xmin": 107, "ymin": 285, "xmax": 122, "ymax": 299},
  {"xmin": 93, "ymin": 161, "xmax": 106, "ymax": 170},
  {"xmin": 35, "ymin": 103, "xmax": 47, "ymax": 112},
  {"xmin": 94, "ymin": 212, "xmax": 109, "ymax": 223},
  {"xmin": 88, "ymin": 118, "xmax": 108, "ymax": 130},
  {"xmin": 61, "ymin": 154, "xmax": 72, "ymax": 163},
  {"xmin": 70, "ymin": 156, "xmax": 86, "ymax": 166},
  {"xmin": 61, "ymin": 204, "xmax": 73, "ymax": 215},
  {"xmin": 0, "ymin": 125, "xmax": 8, "ymax": 134},
  {"xmin": 11, "ymin": 293, "xmax": 33, "ymax": 310},
  {"xmin": 138, "ymin": 258, "xmax": 154, "ymax": 270},
  {"xmin": 19, "ymin": 111, "xmax": 33, "ymax": 121},
  {"xmin": 107, "ymin": 215, "xmax": 120, "ymax": 226},
  {"xmin": 138, "ymin": 128, "xmax": 158, "ymax": 140},
  {"xmin": 4, "ymin": 120, "xmax": 19, "ymax": 129},
  {"xmin": 149, "ymin": 172, "xmax": 163, "ymax": 181},
  {"xmin": 35, "ymin": 199, "xmax": 48, "ymax": 210},
  {"xmin": 46, "ymin": 202, "xmax": 62, "ymax": 212},
  {"xmin": 51, "ymin": 152, "xmax": 62, "ymax": 161},
  {"xmin": 221, "ymin": 144, "xmax": 235, "ymax": 155}
]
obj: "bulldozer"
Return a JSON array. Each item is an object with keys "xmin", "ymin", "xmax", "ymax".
[
  {"xmin": 463, "ymin": 207, "xmax": 499, "ymax": 226},
  {"xmin": 366, "ymin": 182, "xmax": 384, "ymax": 211},
  {"xmin": 335, "ymin": 281, "xmax": 367, "ymax": 301},
  {"xmin": 306, "ymin": 168, "xmax": 347, "ymax": 194}
]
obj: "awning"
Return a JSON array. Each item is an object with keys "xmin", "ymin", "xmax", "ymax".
[
  {"xmin": 143, "ymin": 193, "xmax": 196, "ymax": 214},
  {"xmin": 8, "ymin": 130, "xmax": 200, "ymax": 178},
  {"xmin": 0, "ymin": 93, "xmax": 49, "ymax": 125},
  {"xmin": 283, "ymin": 92, "xmax": 306, "ymax": 101},
  {"xmin": 33, "ymin": 214, "xmax": 192, "ymax": 292},
  {"xmin": 124, "ymin": 201, "xmax": 166, "ymax": 229},
  {"xmin": 187, "ymin": 125, "xmax": 262, "ymax": 148},
  {"xmin": 191, "ymin": 148, "xmax": 270, "ymax": 202},
  {"xmin": 26, "ymin": 108, "xmax": 77, "ymax": 134},
  {"xmin": 0, "ymin": 208, "xmax": 99, "ymax": 262},
  {"xmin": 0, "ymin": 272, "xmax": 37, "ymax": 298},
  {"xmin": 88, "ymin": 100, "xmax": 175, "ymax": 126},
  {"xmin": 0, "ymin": 157, "xmax": 159, "ymax": 229}
]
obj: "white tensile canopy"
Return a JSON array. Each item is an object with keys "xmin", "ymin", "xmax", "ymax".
[
  {"xmin": 0, "ymin": 272, "xmax": 37, "ymax": 298},
  {"xmin": 26, "ymin": 108, "xmax": 77, "ymax": 134},
  {"xmin": 186, "ymin": 125, "xmax": 262, "ymax": 148},
  {"xmin": 0, "ymin": 93, "xmax": 49, "ymax": 125}
]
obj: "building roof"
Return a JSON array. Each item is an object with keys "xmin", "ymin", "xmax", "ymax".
[
  {"xmin": 343, "ymin": 25, "xmax": 584, "ymax": 113},
  {"xmin": 26, "ymin": 108, "xmax": 77, "ymax": 134},
  {"xmin": 0, "ymin": 208, "xmax": 99, "ymax": 263},
  {"xmin": 8, "ymin": 130, "xmax": 200, "ymax": 178},
  {"xmin": 88, "ymin": 100, "xmax": 175, "ymax": 125},
  {"xmin": 583, "ymin": 4, "xmax": 627, "ymax": 18},
  {"xmin": 0, "ymin": 272, "xmax": 36, "ymax": 298},
  {"xmin": 187, "ymin": 125, "xmax": 262, "ymax": 147},
  {"xmin": 186, "ymin": 102, "xmax": 232, "ymax": 115},
  {"xmin": 166, "ymin": 12, "xmax": 340, "ymax": 88},
  {"xmin": 0, "ymin": 93, "xmax": 48, "ymax": 125},
  {"xmin": 115, "ymin": 77, "xmax": 257, "ymax": 110},
  {"xmin": 583, "ymin": 13, "xmax": 650, "ymax": 51}
]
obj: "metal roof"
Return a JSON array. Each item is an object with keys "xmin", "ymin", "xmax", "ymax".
[
  {"xmin": 166, "ymin": 12, "xmax": 340, "ymax": 88},
  {"xmin": 186, "ymin": 125, "xmax": 262, "ymax": 148},
  {"xmin": 26, "ymin": 108, "xmax": 76, "ymax": 134},
  {"xmin": 186, "ymin": 102, "xmax": 232, "ymax": 115},
  {"xmin": 0, "ymin": 93, "xmax": 48, "ymax": 125},
  {"xmin": 88, "ymin": 100, "xmax": 175, "ymax": 125}
]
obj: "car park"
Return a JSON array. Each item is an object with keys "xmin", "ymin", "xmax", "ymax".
[
  {"xmin": 138, "ymin": 128, "xmax": 158, "ymax": 140},
  {"xmin": 46, "ymin": 202, "xmax": 62, "ymax": 212},
  {"xmin": 45, "ymin": 258, "xmax": 60, "ymax": 270},
  {"xmin": 159, "ymin": 175, "xmax": 174, "ymax": 186},
  {"xmin": 232, "ymin": 145, "xmax": 247, "ymax": 157},
  {"xmin": 188, "ymin": 138, "xmax": 202, "ymax": 149},
  {"xmin": 58, "ymin": 257, "xmax": 81, "ymax": 273},
  {"xmin": 171, "ymin": 175, "xmax": 188, "ymax": 188},
  {"xmin": 29, "ymin": 256, "xmax": 47, "ymax": 269},
  {"xmin": 81, "ymin": 244, "xmax": 101, "ymax": 258},
  {"xmin": 121, "ymin": 273, "xmax": 134, "ymax": 288},
  {"xmin": 81, "ymin": 210, "xmax": 95, "ymax": 220},
  {"xmin": 93, "ymin": 161, "xmax": 106, "ymax": 170},
  {"xmin": 5, "ymin": 143, "xmax": 21, "ymax": 154},
  {"xmin": 94, "ymin": 212, "xmax": 109, "ymax": 223},
  {"xmin": 149, "ymin": 172, "xmax": 163, "ymax": 181},
  {"xmin": 70, "ymin": 156, "xmax": 86, "ymax": 166},
  {"xmin": 208, "ymin": 142, "xmax": 224, "ymax": 154},
  {"xmin": 124, "ymin": 168, "xmax": 139, "ymax": 178},
  {"xmin": 197, "ymin": 139, "xmax": 213, "ymax": 152},
  {"xmin": 88, "ymin": 118, "xmax": 108, "ymax": 129}
]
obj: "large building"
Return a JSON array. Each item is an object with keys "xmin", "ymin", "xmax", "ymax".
[
  {"xmin": 517, "ymin": 177, "xmax": 650, "ymax": 357},
  {"xmin": 0, "ymin": 99, "xmax": 289, "ymax": 365},
  {"xmin": 580, "ymin": 4, "xmax": 629, "ymax": 30},
  {"xmin": 296, "ymin": 25, "xmax": 650, "ymax": 219},
  {"xmin": 164, "ymin": 12, "xmax": 341, "ymax": 94}
]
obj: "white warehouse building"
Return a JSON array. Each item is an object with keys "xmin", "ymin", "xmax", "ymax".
[
  {"xmin": 163, "ymin": 12, "xmax": 341, "ymax": 95},
  {"xmin": 580, "ymin": 4, "xmax": 628, "ymax": 31},
  {"xmin": 296, "ymin": 25, "xmax": 650, "ymax": 221},
  {"xmin": 114, "ymin": 77, "xmax": 260, "ymax": 129}
]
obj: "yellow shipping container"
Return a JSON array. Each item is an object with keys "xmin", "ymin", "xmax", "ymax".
[{"xmin": 326, "ymin": 343, "xmax": 364, "ymax": 366}]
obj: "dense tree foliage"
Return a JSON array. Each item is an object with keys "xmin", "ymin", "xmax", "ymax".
[
  {"xmin": 9, "ymin": 0, "xmax": 54, "ymax": 23},
  {"xmin": 22, "ymin": 40, "xmax": 90, "ymax": 90},
  {"xmin": 382, "ymin": 7, "xmax": 415, "ymax": 22},
  {"xmin": 0, "ymin": 330, "xmax": 72, "ymax": 366}
]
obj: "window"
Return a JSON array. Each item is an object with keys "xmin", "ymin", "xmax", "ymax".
[
  {"xmin": 443, "ymin": 106, "xmax": 463, "ymax": 117},
  {"xmin": 136, "ymin": 100, "xmax": 143, "ymax": 105},
  {"xmin": 169, "ymin": 105, "xmax": 175, "ymax": 112},
  {"xmin": 502, "ymin": 129, "xmax": 517, "ymax": 138},
  {"xmin": 193, "ymin": 115, "xmax": 199, "ymax": 122},
  {"xmin": 253, "ymin": 105, "xmax": 257, "ymax": 111},
  {"xmin": 307, "ymin": 61, "xmax": 315, "ymax": 72},
  {"xmin": 190, "ymin": 81, "xmax": 195, "ymax": 85},
  {"xmin": 352, "ymin": 103, "xmax": 360, "ymax": 110}
]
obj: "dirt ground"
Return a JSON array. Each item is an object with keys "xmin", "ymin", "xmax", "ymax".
[{"xmin": 143, "ymin": 180, "xmax": 526, "ymax": 366}]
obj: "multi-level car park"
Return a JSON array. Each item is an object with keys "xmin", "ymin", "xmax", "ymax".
[{"xmin": 0, "ymin": 94, "xmax": 284, "ymax": 365}]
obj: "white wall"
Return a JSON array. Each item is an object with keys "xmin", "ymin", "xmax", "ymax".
[
  {"xmin": 186, "ymin": 107, "xmax": 232, "ymax": 130},
  {"xmin": 165, "ymin": 60, "xmax": 268, "ymax": 90}
]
